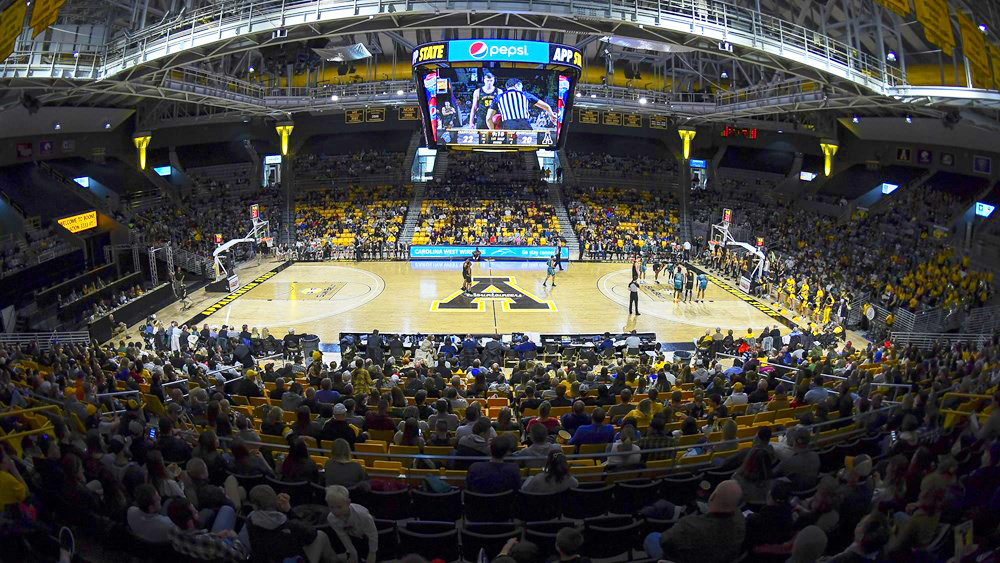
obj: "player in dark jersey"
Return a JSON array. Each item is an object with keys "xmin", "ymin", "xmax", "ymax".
[
  {"xmin": 685, "ymin": 269, "xmax": 695, "ymax": 302},
  {"xmin": 468, "ymin": 72, "xmax": 502, "ymax": 129},
  {"xmin": 462, "ymin": 258, "xmax": 473, "ymax": 294}
]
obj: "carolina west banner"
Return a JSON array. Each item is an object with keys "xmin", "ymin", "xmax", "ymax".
[
  {"xmin": 0, "ymin": 1, "xmax": 27, "ymax": 61},
  {"xmin": 915, "ymin": 0, "xmax": 955, "ymax": 55},
  {"xmin": 28, "ymin": 0, "xmax": 64, "ymax": 38},
  {"xmin": 957, "ymin": 12, "xmax": 989, "ymax": 89},
  {"xmin": 875, "ymin": 0, "xmax": 910, "ymax": 17}
]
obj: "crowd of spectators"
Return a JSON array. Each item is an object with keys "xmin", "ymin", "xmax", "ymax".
[
  {"xmin": 414, "ymin": 182, "xmax": 560, "ymax": 246},
  {"xmin": 61, "ymin": 279, "xmax": 147, "ymax": 326},
  {"xmin": 293, "ymin": 186, "xmax": 410, "ymax": 260},
  {"xmin": 690, "ymin": 182, "xmax": 993, "ymax": 314},
  {"xmin": 296, "ymin": 150, "xmax": 404, "ymax": 182},
  {"xmin": 569, "ymin": 152, "xmax": 677, "ymax": 178},
  {"xmin": 0, "ymin": 225, "xmax": 77, "ymax": 278},
  {"xmin": 567, "ymin": 185, "xmax": 680, "ymax": 260},
  {"xmin": 129, "ymin": 184, "xmax": 281, "ymax": 260},
  {"xmin": 2, "ymin": 321, "xmax": 999, "ymax": 562}
]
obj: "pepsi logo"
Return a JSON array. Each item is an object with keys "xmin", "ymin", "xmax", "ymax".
[{"xmin": 469, "ymin": 41, "xmax": 488, "ymax": 59}]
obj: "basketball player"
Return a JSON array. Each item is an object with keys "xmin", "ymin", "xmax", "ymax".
[
  {"xmin": 631, "ymin": 256, "xmax": 641, "ymax": 282},
  {"xmin": 639, "ymin": 253, "xmax": 648, "ymax": 283},
  {"xmin": 652, "ymin": 255, "xmax": 663, "ymax": 284},
  {"xmin": 696, "ymin": 271, "xmax": 708, "ymax": 302},
  {"xmin": 673, "ymin": 266, "xmax": 684, "ymax": 303},
  {"xmin": 462, "ymin": 258, "xmax": 473, "ymax": 294},
  {"xmin": 543, "ymin": 254, "xmax": 558, "ymax": 287},
  {"xmin": 468, "ymin": 71, "xmax": 502, "ymax": 129},
  {"xmin": 555, "ymin": 239, "xmax": 564, "ymax": 271},
  {"xmin": 684, "ymin": 268, "xmax": 695, "ymax": 302}
]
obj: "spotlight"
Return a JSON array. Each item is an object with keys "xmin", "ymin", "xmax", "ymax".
[
  {"xmin": 53, "ymin": 121, "xmax": 61, "ymax": 130},
  {"xmin": 886, "ymin": 51, "xmax": 896, "ymax": 62},
  {"xmin": 248, "ymin": 65, "xmax": 255, "ymax": 73},
  {"xmin": 590, "ymin": 93, "xmax": 597, "ymax": 98},
  {"xmin": 72, "ymin": 51, "xmax": 79, "ymax": 58},
  {"xmin": 979, "ymin": 24, "xmax": 988, "ymax": 33},
  {"xmin": 720, "ymin": 71, "xmax": 729, "ymax": 79},
  {"xmin": 851, "ymin": 115, "xmax": 860, "ymax": 124},
  {"xmin": 905, "ymin": 115, "xmax": 913, "ymax": 124},
  {"xmin": 330, "ymin": 94, "xmax": 339, "ymax": 101},
  {"xmin": 777, "ymin": 129, "xmax": 783, "ymax": 134},
  {"xmin": 103, "ymin": 122, "xmax": 111, "ymax": 129},
  {"xmin": 396, "ymin": 89, "xmax": 404, "ymax": 95},
  {"xmin": 639, "ymin": 97, "xmax": 647, "ymax": 105}
]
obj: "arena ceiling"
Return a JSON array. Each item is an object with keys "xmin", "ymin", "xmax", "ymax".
[{"xmin": 2, "ymin": 0, "xmax": 1000, "ymax": 132}]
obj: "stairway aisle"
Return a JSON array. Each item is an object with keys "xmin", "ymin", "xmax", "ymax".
[
  {"xmin": 400, "ymin": 183, "xmax": 428, "ymax": 243},
  {"xmin": 549, "ymin": 184, "xmax": 580, "ymax": 260}
]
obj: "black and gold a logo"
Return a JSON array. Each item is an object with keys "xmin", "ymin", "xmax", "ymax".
[{"xmin": 431, "ymin": 276, "xmax": 556, "ymax": 312}]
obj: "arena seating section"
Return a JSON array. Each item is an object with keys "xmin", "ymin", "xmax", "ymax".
[
  {"xmin": 2, "ymin": 328, "xmax": 998, "ymax": 562},
  {"xmin": 413, "ymin": 182, "xmax": 559, "ymax": 246},
  {"xmin": 294, "ymin": 185, "xmax": 410, "ymax": 258},
  {"xmin": 567, "ymin": 186, "xmax": 680, "ymax": 259}
]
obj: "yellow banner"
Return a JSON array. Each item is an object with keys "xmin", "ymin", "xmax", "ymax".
[
  {"xmin": 957, "ymin": 12, "xmax": 990, "ymax": 89},
  {"xmin": 991, "ymin": 44, "xmax": 1000, "ymax": 90},
  {"xmin": 28, "ymin": 0, "xmax": 64, "ymax": 38},
  {"xmin": 57, "ymin": 211, "xmax": 97, "ymax": 233},
  {"xmin": 875, "ymin": 0, "xmax": 910, "ymax": 16},
  {"xmin": 0, "ymin": 1, "xmax": 27, "ymax": 62},
  {"xmin": 915, "ymin": 0, "xmax": 955, "ymax": 55}
]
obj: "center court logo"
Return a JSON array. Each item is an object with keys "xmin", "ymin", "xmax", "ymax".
[{"xmin": 469, "ymin": 41, "xmax": 529, "ymax": 59}]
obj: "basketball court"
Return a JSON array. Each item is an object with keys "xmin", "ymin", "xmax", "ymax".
[{"xmin": 143, "ymin": 258, "xmax": 796, "ymax": 346}]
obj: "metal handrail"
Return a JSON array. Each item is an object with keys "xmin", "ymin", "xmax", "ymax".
[{"xmin": 3, "ymin": 0, "xmax": 902, "ymax": 95}]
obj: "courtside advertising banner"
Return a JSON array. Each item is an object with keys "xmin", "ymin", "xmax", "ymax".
[{"xmin": 411, "ymin": 245, "xmax": 570, "ymax": 260}]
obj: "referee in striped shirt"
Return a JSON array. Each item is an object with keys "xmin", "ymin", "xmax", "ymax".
[{"xmin": 485, "ymin": 78, "xmax": 558, "ymax": 130}]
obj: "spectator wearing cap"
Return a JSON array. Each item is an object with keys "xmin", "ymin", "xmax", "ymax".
[
  {"xmin": 320, "ymin": 403, "xmax": 360, "ymax": 447},
  {"xmin": 242, "ymin": 484, "xmax": 336, "ymax": 563},
  {"xmin": 743, "ymin": 480, "xmax": 795, "ymax": 550},
  {"xmin": 775, "ymin": 426, "xmax": 820, "ymax": 491},
  {"xmin": 724, "ymin": 382, "xmax": 748, "ymax": 407},
  {"xmin": 644, "ymin": 480, "xmax": 746, "ymax": 563}
]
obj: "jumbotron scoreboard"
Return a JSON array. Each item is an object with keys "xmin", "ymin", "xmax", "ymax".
[{"xmin": 412, "ymin": 39, "xmax": 582, "ymax": 150}]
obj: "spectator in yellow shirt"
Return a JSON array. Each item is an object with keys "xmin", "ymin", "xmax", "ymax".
[{"xmin": 625, "ymin": 399, "xmax": 653, "ymax": 428}]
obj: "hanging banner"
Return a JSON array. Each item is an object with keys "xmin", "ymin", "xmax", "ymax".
[
  {"xmin": 578, "ymin": 109, "xmax": 600, "ymax": 124},
  {"xmin": 957, "ymin": 12, "xmax": 989, "ymax": 89},
  {"xmin": 345, "ymin": 109, "xmax": 364, "ymax": 124},
  {"xmin": 622, "ymin": 112, "xmax": 642, "ymax": 128},
  {"xmin": 602, "ymin": 111, "xmax": 623, "ymax": 126},
  {"xmin": 914, "ymin": 0, "xmax": 955, "ymax": 55},
  {"xmin": 28, "ymin": 0, "xmax": 64, "ymax": 38},
  {"xmin": 991, "ymin": 44, "xmax": 1000, "ymax": 90},
  {"xmin": 398, "ymin": 106, "xmax": 420, "ymax": 120},
  {"xmin": 649, "ymin": 115, "xmax": 670, "ymax": 129},
  {"xmin": 875, "ymin": 0, "xmax": 911, "ymax": 16},
  {"xmin": 0, "ymin": 1, "xmax": 26, "ymax": 62}
]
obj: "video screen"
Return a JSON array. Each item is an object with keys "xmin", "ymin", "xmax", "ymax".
[{"xmin": 419, "ymin": 66, "xmax": 571, "ymax": 148}]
